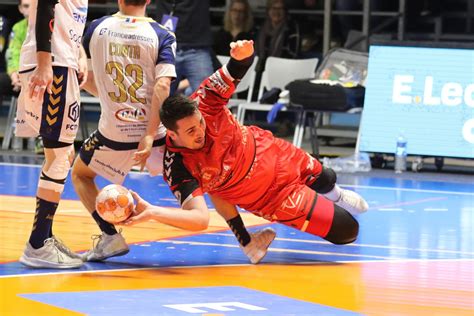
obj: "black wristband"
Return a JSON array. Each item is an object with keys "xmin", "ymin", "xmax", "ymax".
[
  {"xmin": 226, "ymin": 215, "xmax": 251, "ymax": 247},
  {"xmin": 36, "ymin": 0, "xmax": 57, "ymax": 53},
  {"xmin": 227, "ymin": 54, "xmax": 255, "ymax": 81}
]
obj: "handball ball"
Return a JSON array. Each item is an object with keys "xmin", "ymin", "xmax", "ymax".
[{"xmin": 96, "ymin": 184, "xmax": 134, "ymax": 224}]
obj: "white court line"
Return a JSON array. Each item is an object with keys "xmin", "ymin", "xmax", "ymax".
[
  {"xmin": 209, "ymin": 233, "xmax": 474, "ymax": 255},
  {"xmin": 0, "ymin": 162, "xmax": 42, "ymax": 168},
  {"xmin": 157, "ymin": 239, "xmax": 391, "ymax": 260},
  {"xmin": 1, "ymin": 258, "xmax": 472, "ymax": 279},
  {"xmin": 424, "ymin": 208, "xmax": 449, "ymax": 212},
  {"xmin": 340, "ymin": 184, "xmax": 474, "ymax": 196}
]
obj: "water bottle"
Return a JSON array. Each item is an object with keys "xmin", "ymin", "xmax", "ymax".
[{"xmin": 394, "ymin": 134, "xmax": 407, "ymax": 173}]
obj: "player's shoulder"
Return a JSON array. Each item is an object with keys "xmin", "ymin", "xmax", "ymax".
[
  {"xmin": 88, "ymin": 15, "xmax": 114, "ymax": 32},
  {"xmin": 164, "ymin": 147, "xmax": 183, "ymax": 168},
  {"xmin": 148, "ymin": 21, "xmax": 176, "ymax": 40}
]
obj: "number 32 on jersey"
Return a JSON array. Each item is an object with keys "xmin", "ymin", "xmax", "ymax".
[{"xmin": 106, "ymin": 61, "xmax": 146, "ymax": 104}]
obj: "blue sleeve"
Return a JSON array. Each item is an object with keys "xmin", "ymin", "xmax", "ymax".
[
  {"xmin": 150, "ymin": 22, "xmax": 176, "ymax": 66},
  {"xmin": 82, "ymin": 16, "xmax": 109, "ymax": 58}
]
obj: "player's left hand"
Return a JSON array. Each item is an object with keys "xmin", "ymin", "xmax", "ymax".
[
  {"xmin": 230, "ymin": 40, "xmax": 254, "ymax": 61},
  {"xmin": 133, "ymin": 134, "xmax": 153, "ymax": 171}
]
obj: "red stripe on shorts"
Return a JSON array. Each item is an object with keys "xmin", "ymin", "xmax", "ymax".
[{"xmin": 305, "ymin": 194, "xmax": 335, "ymax": 238}]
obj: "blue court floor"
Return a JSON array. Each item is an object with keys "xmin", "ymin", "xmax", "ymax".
[{"xmin": 0, "ymin": 155, "xmax": 472, "ymax": 315}]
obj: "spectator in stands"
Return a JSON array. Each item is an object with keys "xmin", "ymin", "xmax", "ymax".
[
  {"xmin": 0, "ymin": 15, "xmax": 11, "ymax": 97},
  {"xmin": 213, "ymin": 0, "xmax": 255, "ymax": 56},
  {"xmin": 0, "ymin": 0, "xmax": 40, "ymax": 152},
  {"xmin": 157, "ymin": 0, "xmax": 214, "ymax": 96},
  {"xmin": 6, "ymin": 0, "xmax": 30, "ymax": 94},
  {"xmin": 255, "ymin": 0, "xmax": 301, "ymax": 73}
]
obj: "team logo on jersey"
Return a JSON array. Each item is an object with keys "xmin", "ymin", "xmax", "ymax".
[
  {"xmin": 164, "ymin": 150, "xmax": 175, "ymax": 185},
  {"xmin": 115, "ymin": 108, "xmax": 147, "ymax": 122},
  {"xmin": 68, "ymin": 102, "xmax": 80, "ymax": 122},
  {"xmin": 73, "ymin": 11, "xmax": 87, "ymax": 24}
]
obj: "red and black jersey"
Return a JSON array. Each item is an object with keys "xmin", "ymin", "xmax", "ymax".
[{"xmin": 163, "ymin": 57, "xmax": 323, "ymax": 216}]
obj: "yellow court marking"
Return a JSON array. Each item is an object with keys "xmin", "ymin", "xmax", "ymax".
[{"xmin": 0, "ymin": 195, "xmax": 269, "ymax": 262}]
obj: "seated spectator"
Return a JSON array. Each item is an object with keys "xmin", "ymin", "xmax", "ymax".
[
  {"xmin": 6, "ymin": 0, "xmax": 30, "ymax": 94},
  {"xmin": 255, "ymin": 0, "xmax": 301, "ymax": 73},
  {"xmin": 214, "ymin": 0, "xmax": 255, "ymax": 56},
  {"xmin": 0, "ymin": 14, "xmax": 11, "ymax": 98},
  {"xmin": 2, "ymin": 0, "xmax": 41, "ymax": 153}
]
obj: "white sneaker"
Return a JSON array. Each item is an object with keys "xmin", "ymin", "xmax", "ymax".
[
  {"xmin": 82, "ymin": 231, "xmax": 129, "ymax": 262},
  {"xmin": 241, "ymin": 227, "xmax": 276, "ymax": 264},
  {"xmin": 52, "ymin": 236, "xmax": 83, "ymax": 260},
  {"xmin": 19, "ymin": 238, "xmax": 83, "ymax": 269},
  {"xmin": 335, "ymin": 189, "xmax": 369, "ymax": 215}
]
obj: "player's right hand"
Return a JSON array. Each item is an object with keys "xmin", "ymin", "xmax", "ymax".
[
  {"xmin": 28, "ymin": 65, "xmax": 53, "ymax": 102},
  {"xmin": 230, "ymin": 40, "xmax": 254, "ymax": 61}
]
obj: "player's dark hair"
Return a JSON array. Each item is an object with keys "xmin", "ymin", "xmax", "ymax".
[
  {"xmin": 124, "ymin": 0, "xmax": 148, "ymax": 6},
  {"xmin": 160, "ymin": 95, "xmax": 199, "ymax": 132}
]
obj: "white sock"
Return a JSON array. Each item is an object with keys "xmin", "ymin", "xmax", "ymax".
[{"xmin": 322, "ymin": 184, "xmax": 342, "ymax": 202}]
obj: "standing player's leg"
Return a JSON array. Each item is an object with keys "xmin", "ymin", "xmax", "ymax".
[
  {"xmin": 71, "ymin": 132, "xmax": 130, "ymax": 261},
  {"xmin": 17, "ymin": 67, "xmax": 83, "ymax": 268}
]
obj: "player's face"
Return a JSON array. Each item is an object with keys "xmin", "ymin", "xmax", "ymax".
[
  {"xmin": 230, "ymin": 2, "xmax": 247, "ymax": 27},
  {"xmin": 171, "ymin": 111, "xmax": 207, "ymax": 150},
  {"xmin": 19, "ymin": 0, "xmax": 31, "ymax": 18},
  {"xmin": 268, "ymin": 1, "xmax": 286, "ymax": 26}
]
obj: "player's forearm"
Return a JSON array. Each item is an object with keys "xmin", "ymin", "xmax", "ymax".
[
  {"xmin": 82, "ymin": 71, "xmax": 98, "ymax": 97},
  {"xmin": 209, "ymin": 194, "xmax": 239, "ymax": 221},
  {"xmin": 147, "ymin": 77, "xmax": 171, "ymax": 136},
  {"xmin": 79, "ymin": 45, "xmax": 87, "ymax": 61},
  {"xmin": 149, "ymin": 205, "xmax": 209, "ymax": 231},
  {"xmin": 36, "ymin": 0, "xmax": 57, "ymax": 53},
  {"xmin": 226, "ymin": 54, "xmax": 254, "ymax": 81},
  {"xmin": 36, "ymin": 51, "xmax": 52, "ymax": 70}
]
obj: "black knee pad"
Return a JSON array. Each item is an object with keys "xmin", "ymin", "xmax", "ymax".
[
  {"xmin": 309, "ymin": 167, "xmax": 337, "ymax": 194},
  {"xmin": 42, "ymin": 137, "xmax": 72, "ymax": 149},
  {"xmin": 324, "ymin": 205, "xmax": 359, "ymax": 245}
]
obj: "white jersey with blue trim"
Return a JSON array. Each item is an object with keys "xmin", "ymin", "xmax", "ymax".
[
  {"xmin": 83, "ymin": 13, "xmax": 176, "ymax": 143},
  {"xmin": 20, "ymin": 0, "xmax": 88, "ymax": 71}
]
